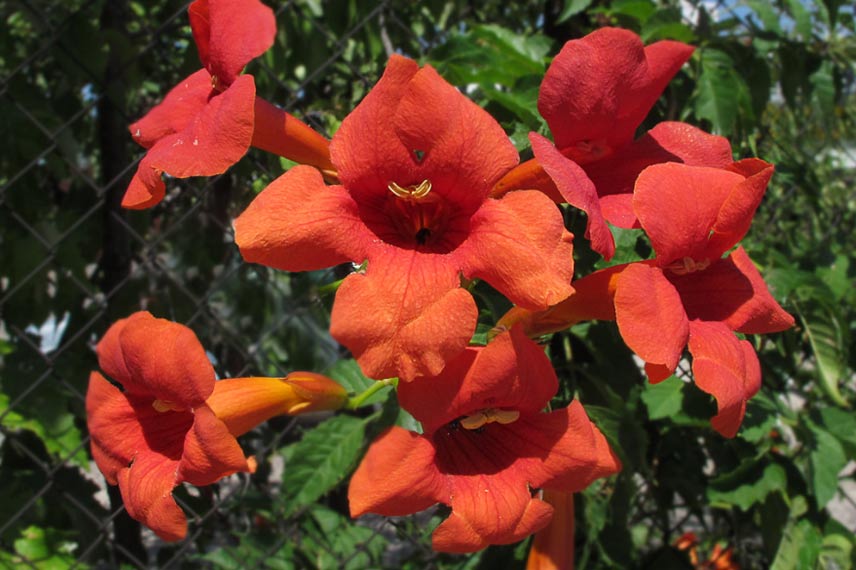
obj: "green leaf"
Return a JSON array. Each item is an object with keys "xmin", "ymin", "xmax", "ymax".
[
  {"xmin": 298, "ymin": 506, "xmax": 386, "ymax": 570},
  {"xmin": 806, "ymin": 419, "xmax": 847, "ymax": 507},
  {"xmin": 695, "ymin": 48, "xmax": 752, "ymax": 135},
  {"xmin": 279, "ymin": 415, "xmax": 368, "ymax": 515},
  {"xmin": 428, "ymin": 24, "xmax": 549, "ymax": 87},
  {"xmin": 784, "ymin": 0, "xmax": 813, "ymax": 39},
  {"xmin": 771, "ymin": 499, "xmax": 823, "ymax": 570},
  {"xmin": 800, "ymin": 307, "xmax": 850, "ymax": 407},
  {"xmin": 640, "ymin": 376, "xmax": 684, "ymax": 420},
  {"xmin": 0, "ymin": 394, "xmax": 87, "ymax": 467},
  {"xmin": 0, "ymin": 526, "xmax": 84, "ymax": 570},
  {"xmin": 556, "ymin": 0, "xmax": 592, "ymax": 24},
  {"xmin": 740, "ymin": 392, "xmax": 778, "ymax": 443},
  {"xmin": 817, "ymin": 407, "xmax": 856, "ymax": 455},
  {"xmin": 707, "ymin": 457, "xmax": 787, "ymax": 511},
  {"xmin": 746, "ymin": 0, "xmax": 783, "ymax": 33}
]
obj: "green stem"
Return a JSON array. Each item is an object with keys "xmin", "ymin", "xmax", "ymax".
[
  {"xmin": 346, "ymin": 378, "xmax": 397, "ymax": 410},
  {"xmin": 317, "ymin": 277, "xmax": 345, "ymax": 297}
]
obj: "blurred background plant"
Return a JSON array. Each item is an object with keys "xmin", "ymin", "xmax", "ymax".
[{"xmin": 0, "ymin": 0, "xmax": 853, "ymax": 568}]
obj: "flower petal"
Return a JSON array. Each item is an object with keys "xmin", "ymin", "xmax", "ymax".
[
  {"xmin": 234, "ymin": 165, "xmax": 371, "ymax": 271},
  {"xmin": 96, "ymin": 312, "xmax": 214, "ymax": 407},
  {"xmin": 539, "ymin": 28, "xmax": 693, "ymax": 157},
  {"xmin": 586, "ymin": 122, "xmax": 734, "ymax": 228},
  {"xmin": 687, "ymin": 321, "xmax": 754, "ymax": 438},
  {"xmin": 670, "ymin": 248, "xmax": 794, "ymax": 334},
  {"xmin": 706, "ymin": 159, "xmax": 774, "ymax": 258},
  {"xmin": 614, "ymin": 264, "xmax": 689, "ymax": 371},
  {"xmin": 633, "ymin": 163, "xmax": 743, "ymax": 266},
  {"xmin": 122, "ymin": 158, "xmax": 166, "ymax": 210},
  {"xmin": 432, "ymin": 425, "xmax": 556, "ymax": 553},
  {"xmin": 330, "ymin": 250, "xmax": 477, "ymax": 381},
  {"xmin": 331, "ymin": 55, "xmax": 518, "ymax": 213},
  {"xmin": 86, "ymin": 371, "xmax": 143, "ymax": 484},
  {"xmin": 129, "ymin": 69, "xmax": 212, "ymax": 149},
  {"xmin": 118, "ymin": 452, "xmax": 185, "ymax": 542},
  {"xmin": 530, "ymin": 132, "xmax": 614, "ymax": 259},
  {"xmin": 189, "ymin": 0, "xmax": 276, "ymax": 86},
  {"xmin": 145, "ymin": 74, "xmax": 256, "ymax": 178},
  {"xmin": 398, "ymin": 326, "xmax": 558, "ymax": 434},
  {"xmin": 348, "ymin": 427, "xmax": 445, "ymax": 517},
  {"xmin": 178, "ymin": 405, "xmax": 250, "ymax": 487},
  {"xmin": 329, "ymin": 55, "xmax": 422, "ymax": 201},
  {"xmin": 523, "ymin": 401, "xmax": 620, "ymax": 492},
  {"xmin": 392, "ymin": 64, "xmax": 519, "ymax": 212},
  {"xmin": 433, "ymin": 496, "xmax": 553, "ymax": 553},
  {"xmin": 459, "ymin": 189, "xmax": 574, "ymax": 310}
]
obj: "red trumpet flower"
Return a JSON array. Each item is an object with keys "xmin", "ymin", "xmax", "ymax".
[
  {"xmin": 348, "ymin": 327, "xmax": 619, "ymax": 552},
  {"xmin": 235, "ymin": 55, "xmax": 575, "ymax": 381},
  {"xmin": 495, "ymin": 28, "xmax": 732, "ymax": 259}
]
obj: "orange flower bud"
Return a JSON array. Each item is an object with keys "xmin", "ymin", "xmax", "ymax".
[{"xmin": 206, "ymin": 373, "xmax": 347, "ymax": 437}]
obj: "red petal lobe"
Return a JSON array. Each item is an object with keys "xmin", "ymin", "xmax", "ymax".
[
  {"xmin": 530, "ymin": 132, "xmax": 614, "ymax": 259},
  {"xmin": 234, "ymin": 166, "xmax": 371, "ymax": 271},
  {"xmin": 614, "ymin": 264, "xmax": 689, "ymax": 370},
  {"xmin": 330, "ymin": 251, "xmax": 477, "ymax": 381},
  {"xmin": 460, "ymin": 189, "xmax": 574, "ymax": 310}
]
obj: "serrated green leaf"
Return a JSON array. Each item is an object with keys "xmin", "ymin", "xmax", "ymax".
[
  {"xmin": 806, "ymin": 420, "xmax": 847, "ymax": 507},
  {"xmin": 771, "ymin": 517, "xmax": 822, "ymax": 570},
  {"xmin": 708, "ymin": 458, "xmax": 787, "ymax": 511},
  {"xmin": 280, "ymin": 415, "xmax": 367, "ymax": 515},
  {"xmin": 801, "ymin": 308, "xmax": 850, "ymax": 407}
]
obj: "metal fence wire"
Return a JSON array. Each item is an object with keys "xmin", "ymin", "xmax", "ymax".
[
  {"xmin": 0, "ymin": 0, "xmax": 485, "ymax": 567},
  {"xmin": 3, "ymin": 0, "xmax": 855, "ymax": 569}
]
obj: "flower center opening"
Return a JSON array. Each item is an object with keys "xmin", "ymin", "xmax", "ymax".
[
  {"xmin": 666, "ymin": 256, "xmax": 711, "ymax": 276},
  {"xmin": 386, "ymin": 179, "xmax": 447, "ymax": 247},
  {"xmin": 459, "ymin": 408, "xmax": 520, "ymax": 430},
  {"xmin": 152, "ymin": 399, "xmax": 186, "ymax": 413}
]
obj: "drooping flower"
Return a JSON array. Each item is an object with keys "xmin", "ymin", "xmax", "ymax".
[
  {"xmin": 124, "ymin": 0, "xmax": 333, "ymax": 209},
  {"xmin": 235, "ymin": 55, "xmax": 575, "ymax": 381},
  {"xmin": 494, "ymin": 27, "xmax": 732, "ymax": 259},
  {"xmin": 348, "ymin": 327, "xmax": 619, "ymax": 553},
  {"xmin": 86, "ymin": 311, "xmax": 346, "ymax": 540},
  {"xmin": 498, "ymin": 160, "xmax": 794, "ymax": 437}
]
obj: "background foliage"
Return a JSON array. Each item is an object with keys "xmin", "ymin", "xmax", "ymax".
[{"xmin": 0, "ymin": 0, "xmax": 854, "ymax": 568}]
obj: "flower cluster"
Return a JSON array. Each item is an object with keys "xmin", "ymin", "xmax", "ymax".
[{"xmin": 84, "ymin": 0, "xmax": 792, "ymax": 563}]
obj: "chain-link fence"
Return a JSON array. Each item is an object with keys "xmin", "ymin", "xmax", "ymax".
[
  {"xmin": 3, "ymin": 0, "xmax": 856, "ymax": 568},
  {"xmin": 0, "ymin": 1, "xmax": 485, "ymax": 567}
]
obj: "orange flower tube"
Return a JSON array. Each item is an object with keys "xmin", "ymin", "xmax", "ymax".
[
  {"xmin": 207, "ymin": 372, "xmax": 347, "ymax": 437},
  {"xmin": 251, "ymin": 98, "xmax": 336, "ymax": 174},
  {"xmin": 526, "ymin": 490, "xmax": 575, "ymax": 570}
]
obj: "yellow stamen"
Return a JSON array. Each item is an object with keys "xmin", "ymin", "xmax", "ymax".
[
  {"xmin": 460, "ymin": 408, "xmax": 520, "ymax": 430},
  {"xmin": 667, "ymin": 257, "xmax": 711, "ymax": 276},
  {"xmin": 388, "ymin": 179, "xmax": 432, "ymax": 200},
  {"xmin": 152, "ymin": 399, "xmax": 185, "ymax": 413},
  {"xmin": 210, "ymin": 74, "xmax": 219, "ymax": 91}
]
